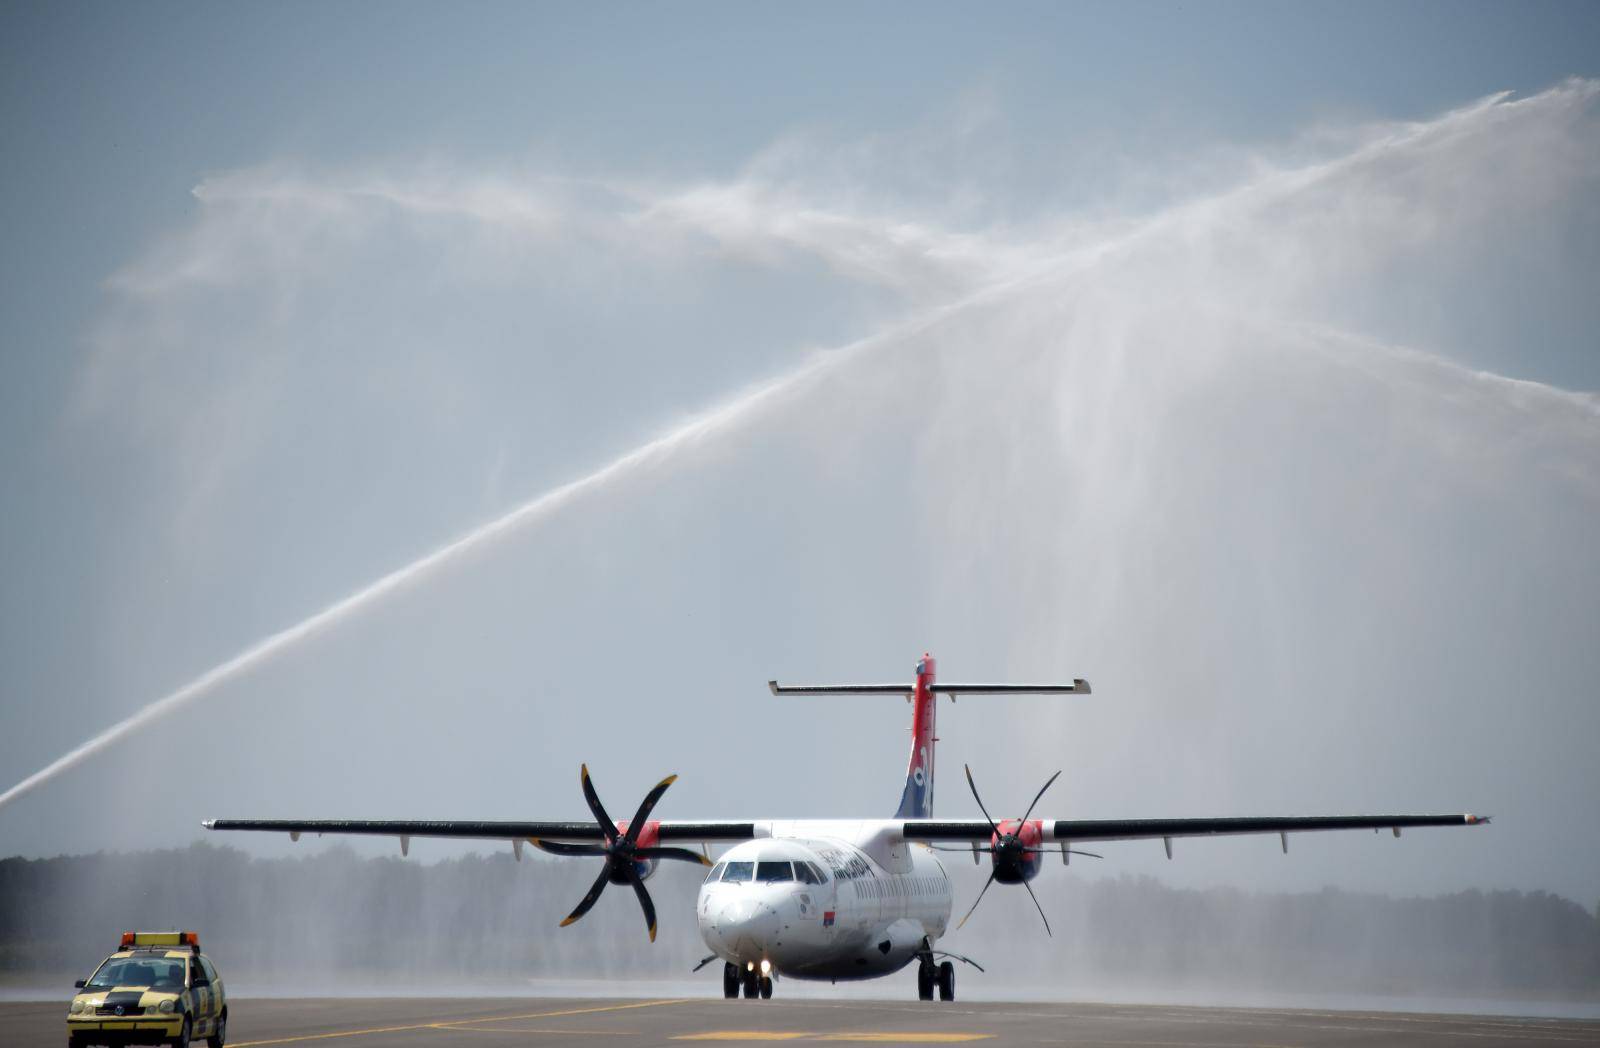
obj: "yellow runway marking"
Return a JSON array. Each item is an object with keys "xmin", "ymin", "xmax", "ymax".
[
  {"xmin": 441, "ymin": 1026, "xmax": 635, "ymax": 1037},
  {"xmin": 673, "ymin": 1036, "xmax": 992, "ymax": 1044},
  {"xmin": 673, "ymin": 1035, "xmax": 812, "ymax": 1042},
  {"xmin": 816, "ymin": 1036, "xmax": 993, "ymax": 1044},
  {"xmin": 229, "ymin": 999, "xmax": 692, "ymax": 1046}
]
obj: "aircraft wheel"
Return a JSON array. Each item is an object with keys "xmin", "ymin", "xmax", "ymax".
[
  {"xmin": 742, "ymin": 971, "xmax": 760, "ymax": 998},
  {"xmin": 723, "ymin": 963, "xmax": 740, "ymax": 999},
  {"xmin": 759, "ymin": 976, "xmax": 773, "ymax": 999},
  {"xmin": 937, "ymin": 960, "xmax": 955, "ymax": 1002},
  {"xmin": 916, "ymin": 962, "xmax": 934, "ymax": 1001}
]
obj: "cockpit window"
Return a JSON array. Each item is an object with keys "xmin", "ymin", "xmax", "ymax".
[
  {"xmin": 795, "ymin": 861, "xmax": 824, "ymax": 885},
  {"xmin": 707, "ymin": 862, "xmax": 726, "ymax": 882},
  {"xmin": 755, "ymin": 860, "xmax": 793, "ymax": 883},
  {"xmin": 721, "ymin": 861, "xmax": 754, "ymax": 882}
]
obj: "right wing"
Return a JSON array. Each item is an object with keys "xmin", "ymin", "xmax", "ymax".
[{"xmin": 203, "ymin": 818, "xmax": 758, "ymax": 845}]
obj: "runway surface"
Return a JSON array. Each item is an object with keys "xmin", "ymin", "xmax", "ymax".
[{"xmin": 14, "ymin": 996, "xmax": 1600, "ymax": 1047}]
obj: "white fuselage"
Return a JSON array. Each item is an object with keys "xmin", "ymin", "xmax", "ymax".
[{"xmin": 696, "ymin": 820, "xmax": 953, "ymax": 981}]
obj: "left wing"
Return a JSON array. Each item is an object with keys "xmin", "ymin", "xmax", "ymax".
[{"xmin": 905, "ymin": 813, "xmax": 1487, "ymax": 845}]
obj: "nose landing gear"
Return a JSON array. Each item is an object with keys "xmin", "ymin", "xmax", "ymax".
[{"xmin": 726, "ymin": 962, "xmax": 775, "ymax": 1000}]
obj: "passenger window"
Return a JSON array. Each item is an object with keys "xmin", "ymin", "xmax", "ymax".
[
  {"xmin": 722, "ymin": 861, "xmax": 754, "ymax": 882},
  {"xmin": 756, "ymin": 861, "xmax": 793, "ymax": 883}
]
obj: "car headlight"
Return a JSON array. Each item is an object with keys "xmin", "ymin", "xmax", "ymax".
[
  {"xmin": 158, "ymin": 999, "xmax": 176, "ymax": 1013},
  {"xmin": 70, "ymin": 999, "xmax": 85, "ymax": 1014}
]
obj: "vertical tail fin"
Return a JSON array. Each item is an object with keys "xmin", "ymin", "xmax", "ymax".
[
  {"xmin": 768, "ymin": 655, "xmax": 1089, "ymax": 822},
  {"xmin": 895, "ymin": 653, "xmax": 938, "ymax": 819}
]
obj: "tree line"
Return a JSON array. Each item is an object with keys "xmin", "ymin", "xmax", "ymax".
[{"xmin": 1, "ymin": 843, "xmax": 1594, "ymax": 1002}]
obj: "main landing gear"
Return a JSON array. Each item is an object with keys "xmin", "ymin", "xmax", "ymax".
[
  {"xmin": 724, "ymin": 962, "xmax": 773, "ymax": 1000},
  {"xmin": 915, "ymin": 953, "xmax": 955, "ymax": 1002}
]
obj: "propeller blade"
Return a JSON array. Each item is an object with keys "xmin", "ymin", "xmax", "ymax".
[
  {"xmin": 623, "ymin": 774, "xmax": 678, "ymax": 845},
  {"xmin": 635, "ymin": 846, "xmax": 713, "ymax": 865},
  {"xmin": 630, "ymin": 874, "xmax": 659, "ymax": 942},
  {"xmin": 560, "ymin": 865, "xmax": 612, "ymax": 927},
  {"xmin": 579, "ymin": 764, "xmax": 619, "ymax": 843},
  {"xmin": 692, "ymin": 954, "xmax": 718, "ymax": 972},
  {"xmin": 1021, "ymin": 878, "xmax": 1053, "ymax": 937},
  {"xmin": 531, "ymin": 840, "xmax": 608, "ymax": 858},
  {"xmin": 963, "ymin": 764, "xmax": 1000, "ymax": 835},
  {"xmin": 1018, "ymin": 769, "xmax": 1062, "ymax": 826},
  {"xmin": 955, "ymin": 870, "xmax": 997, "ymax": 931}
]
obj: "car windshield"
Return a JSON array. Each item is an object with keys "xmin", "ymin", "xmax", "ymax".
[
  {"xmin": 756, "ymin": 860, "xmax": 793, "ymax": 883},
  {"xmin": 721, "ymin": 861, "xmax": 754, "ymax": 882},
  {"xmin": 87, "ymin": 956, "xmax": 186, "ymax": 989}
]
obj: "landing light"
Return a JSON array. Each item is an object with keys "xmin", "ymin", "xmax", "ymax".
[{"xmin": 760, "ymin": 959, "xmax": 772, "ymax": 975}]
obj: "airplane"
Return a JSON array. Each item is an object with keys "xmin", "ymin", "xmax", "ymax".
[{"xmin": 204, "ymin": 653, "xmax": 1487, "ymax": 1002}]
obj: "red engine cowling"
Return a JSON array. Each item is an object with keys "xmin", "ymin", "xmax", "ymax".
[
  {"xmin": 613, "ymin": 819, "xmax": 662, "ymax": 882},
  {"xmin": 990, "ymin": 819, "xmax": 1045, "ymax": 884}
]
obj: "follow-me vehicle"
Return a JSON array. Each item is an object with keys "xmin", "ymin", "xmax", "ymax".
[
  {"xmin": 205, "ymin": 654, "xmax": 1487, "ymax": 1001},
  {"xmin": 68, "ymin": 932, "xmax": 226, "ymax": 1047}
]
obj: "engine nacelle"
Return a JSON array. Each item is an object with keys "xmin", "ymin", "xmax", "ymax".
[
  {"xmin": 990, "ymin": 819, "xmax": 1045, "ymax": 884},
  {"xmin": 614, "ymin": 819, "xmax": 662, "ymax": 883}
]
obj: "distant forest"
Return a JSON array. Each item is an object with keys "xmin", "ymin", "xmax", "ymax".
[{"xmin": 2, "ymin": 843, "xmax": 1595, "ymax": 1003}]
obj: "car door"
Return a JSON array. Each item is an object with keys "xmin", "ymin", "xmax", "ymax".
[
  {"xmin": 188, "ymin": 955, "xmax": 214, "ymax": 1033},
  {"xmin": 201, "ymin": 957, "xmax": 223, "ymax": 1032}
]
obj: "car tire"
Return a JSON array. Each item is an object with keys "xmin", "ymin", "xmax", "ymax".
[
  {"xmin": 208, "ymin": 1010, "xmax": 227, "ymax": 1048},
  {"xmin": 174, "ymin": 1014, "xmax": 192, "ymax": 1048}
]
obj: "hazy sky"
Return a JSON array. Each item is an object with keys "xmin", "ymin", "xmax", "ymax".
[{"xmin": 2, "ymin": 3, "xmax": 1597, "ymax": 909}]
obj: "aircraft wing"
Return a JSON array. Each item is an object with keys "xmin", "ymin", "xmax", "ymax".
[
  {"xmin": 203, "ymin": 818, "xmax": 758, "ymax": 844},
  {"xmin": 903, "ymin": 813, "xmax": 1487, "ymax": 844}
]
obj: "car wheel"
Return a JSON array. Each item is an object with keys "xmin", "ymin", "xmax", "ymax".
[
  {"xmin": 208, "ymin": 1010, "xmax": 227, "ymax": 1048},
  {"xmin": 174, "ymin": 1015, "xmax": 192, "ymax": 1048}
]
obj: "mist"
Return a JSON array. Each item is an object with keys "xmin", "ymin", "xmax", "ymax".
[{"xmin": 2, "ymin": 75, "xmax": 1598, "ymax": 1007}]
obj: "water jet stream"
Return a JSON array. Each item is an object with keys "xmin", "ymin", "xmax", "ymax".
[{"xmin": 3, "ymin": 83, "xmax": 1590, "ymax": 814}]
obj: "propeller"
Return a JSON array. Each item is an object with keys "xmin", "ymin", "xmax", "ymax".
[
  {"xmin": 533, "ymin": 764, "xmax": 709, "ymax": 942},
  {"xmin": 955, "ymin": 763, "xmax": 1063, "ymax": 936}
]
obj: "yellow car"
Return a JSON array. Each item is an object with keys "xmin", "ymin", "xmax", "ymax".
[{"xmin": 67, "ymin": 932, "xmax": 227, "ymax": 1048}]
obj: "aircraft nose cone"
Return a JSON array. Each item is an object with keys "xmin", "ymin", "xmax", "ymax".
[{"xmin": 711, "ymin": 895, "xmax": 781, "ymax": 960}]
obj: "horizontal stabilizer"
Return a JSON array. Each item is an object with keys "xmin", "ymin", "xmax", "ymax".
[{"xmin": 770, "ymin": 679, "xmax": 1091, "ymax": 696}]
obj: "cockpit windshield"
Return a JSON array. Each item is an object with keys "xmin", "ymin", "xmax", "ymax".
[
  {"xmin": 721, "ymin": 860, "xmax": 754, "ymax": 882},
  {"xmin": 755, "ymin": 861, "xmax": 793, "ymax": 883},
  {"xmin": 796, "ymin": 860, "xmax": 826, "ymax": 884}
]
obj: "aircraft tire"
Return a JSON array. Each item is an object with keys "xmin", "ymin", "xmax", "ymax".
[
  {"xmin": 937, "ymin": 961, "xmax": 955, "ymax": 1002},
  {"xmin": 759, "ymin": 976, "xmax": 773, "ymax": 999},
  {"xmin": 916, "ymin": 963, "xmax": 934, "ymax": 1001},
  {"xmin": 742, "ymin": 971, "xmax": 760, "ymax": 998},
  {"xmin": 723, "ymin": 963, "xmax": 740, "ymax": 999}
]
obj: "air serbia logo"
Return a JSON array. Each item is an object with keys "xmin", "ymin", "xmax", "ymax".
[{"xmin": 822, "ymin": 910, "xmax": 836, "ymax": 927}]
